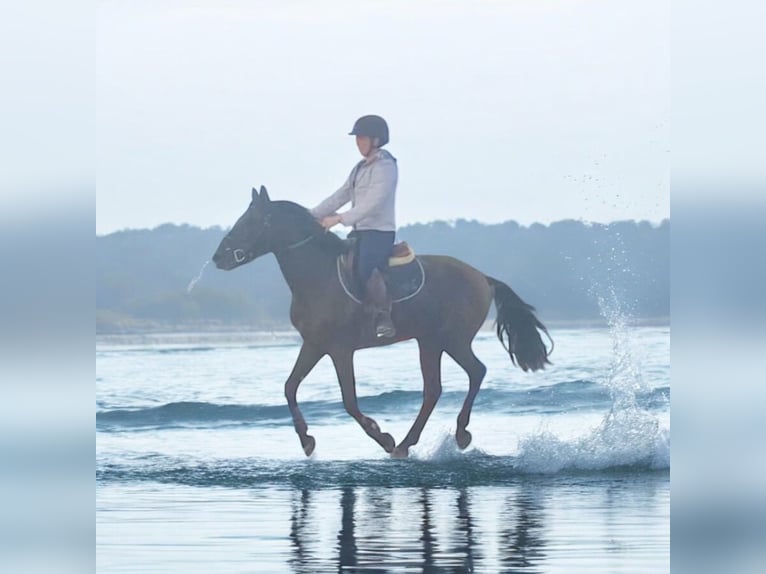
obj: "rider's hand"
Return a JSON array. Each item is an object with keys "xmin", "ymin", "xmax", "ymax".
[{"xmin": 320, "ymin": 214, "xmax": 342, "ymax": 230}]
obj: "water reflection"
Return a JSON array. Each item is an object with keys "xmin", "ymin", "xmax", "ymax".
[
  {"xmin": 337, "ymin": 488, "xmax": 359, "ymax": 571},
  {"xmin": 499, "ymin": 488, "xmax": 546, "ymax": 572},
  {"xmin": 455, "ymin": 490, "xmax": 476, "ymax": 573},
  {"xmin": 289, "ymin": 486, "xmax": 548, "ymax": 573},
  {"xmin": 288, "ymin": 489, "xmax": 310, "ymax": 572},
  {"xmin": 421, "ymin": 490, "xmax": 438, "ymax": 574}
]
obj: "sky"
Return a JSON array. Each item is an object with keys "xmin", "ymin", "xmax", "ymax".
[{"xmin": 96, "ymin": 0, "xmax": 669, "ymax": 235}]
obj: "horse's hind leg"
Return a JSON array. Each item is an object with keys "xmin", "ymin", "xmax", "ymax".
[
  {"xmin": 330, "ymin": 349, "xmax": 396, "ymax": 453},
  {"xmin": 447, "ymin": 343, "xmax": 487, "ymax": 449},
  {"xmin": 392, "ymin": 341, "xmax": 443, "ymax": 458},
  {"xmin": 285, "ymin": 343, "xmax": 324, "ymax": 456}
]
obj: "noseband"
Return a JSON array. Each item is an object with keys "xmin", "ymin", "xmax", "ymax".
[{"xmin": 233, "ymin": 248, "xmax": 247, "ymax": 263}]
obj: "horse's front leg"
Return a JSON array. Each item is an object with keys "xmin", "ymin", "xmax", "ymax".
[
  {"xmin": 330, "ymin": 349, "xmax": 396, "ymax": 453},
  {"xmin": 285, "ymin": 343, "xmax": 324, "ymax": 456},
  {"xmin": 392, "ymin": 341, "xmax": 443, "ymax": 458}
]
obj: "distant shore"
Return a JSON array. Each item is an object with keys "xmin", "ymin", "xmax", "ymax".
[{"xmin": 96, "ymin": 316, "xmax": 669, "ymax": 346}]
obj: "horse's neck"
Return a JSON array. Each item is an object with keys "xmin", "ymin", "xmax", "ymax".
[{"xmin": 274, "ymin": 242, "xmax": 338, "ymax": 297}]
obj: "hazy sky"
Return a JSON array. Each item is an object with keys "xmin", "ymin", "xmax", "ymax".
[{"xmin": 97, "ymin": 0, "xmax": 669, "ymax": 235}]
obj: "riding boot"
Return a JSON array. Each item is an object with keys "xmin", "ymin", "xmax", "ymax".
[{"xmin": 364, "ymin": 269, "xmax": 396, "ymax": 338}]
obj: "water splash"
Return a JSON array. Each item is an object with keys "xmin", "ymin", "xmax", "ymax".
[
  {"xmin": 582, "ymin": 221, "xmax": 647, "ymax": 402},
  {"xmin": 597, "ymin": 284, "xmax": 649, "ymax": 405},
  {"xmin": 414, "ymin": 430, "xmax": 488, "ymax": 462},
  {"xmin": 515, "ymin": 314, "xmax": 668, "ymax": 473},
  {"xmin": 516, "ymin": 226, "xmax": 668, "ymax": 473},
  {"xmin": 516, "ymin": 416, "xmax": 668, "ymax": 474},
  {"xmin": 186, "ymin": 260, "xmax": 210, "ymax": 293}
]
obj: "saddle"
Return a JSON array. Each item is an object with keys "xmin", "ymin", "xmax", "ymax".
[{"xmin": 338, "ymin": 240, "xmax": 425, "ymax": 303}]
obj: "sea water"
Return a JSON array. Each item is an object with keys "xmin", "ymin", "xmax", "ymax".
[{"xmin": 97, "ymin": 325, "xmax": 669, "ymax": 572}]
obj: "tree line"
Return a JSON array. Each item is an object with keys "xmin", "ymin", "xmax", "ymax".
[{"xmin": 96, "ymin": 218, "xmax": 669, "ymax": 333}]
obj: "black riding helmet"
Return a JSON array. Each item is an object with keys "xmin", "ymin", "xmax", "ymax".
[{"xmin": 349, "ymin": 115, "xmax": 389, "ymax": 147}]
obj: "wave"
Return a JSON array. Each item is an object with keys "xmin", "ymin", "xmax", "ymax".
[
  {"xmin": 96, "ymin": 381, "xmax": 670, "ymax": 431},
  {"xmin": 97, "ymin": 401, "xmax": 292, "ymax": 430}
]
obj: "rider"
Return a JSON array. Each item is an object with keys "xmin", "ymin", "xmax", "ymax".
[{"xmin": 310, "ymin": 114, "xmax": 398, "ymax": 338}]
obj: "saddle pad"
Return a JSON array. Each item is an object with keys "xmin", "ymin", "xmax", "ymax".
[
  {"xmin": 337, "ymin": 256, "xmax": 425, "ymax": 304},
  {"xmin": 389, "ymin": 242, "xmax": 415, "ymax": 266}
]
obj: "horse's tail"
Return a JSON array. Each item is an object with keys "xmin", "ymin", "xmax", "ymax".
[{"xmin": 486, "ymin": 276, "xmax": 553, "ymax": 372}]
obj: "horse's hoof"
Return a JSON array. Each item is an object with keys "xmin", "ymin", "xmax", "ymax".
[
  {"xmin": 456, "ymin": 429, "xmax": 472, "ymax": 450},
  {"xmin": 302, "ymin": 435, "xmax": 316, "ymax": 457},
  {"xmin": 380, "ymin": 432, "xmax": 396, "ymax": 453},
  {"xmin": 391, "ymin": 445, "xmax": 409, "ymax": 459}
]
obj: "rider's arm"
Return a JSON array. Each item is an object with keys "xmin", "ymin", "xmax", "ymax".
[{"xmin": 310, "ymin": 174, "xmax": 353, "ymax": 219}]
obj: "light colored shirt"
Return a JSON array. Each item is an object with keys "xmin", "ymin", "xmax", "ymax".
[{"xmin": 310, "ymin": 149, "xmax": 397, "ymax": 231}]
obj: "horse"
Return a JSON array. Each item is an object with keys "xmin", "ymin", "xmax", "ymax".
[{"xmin": 212, "ymin": 186, "xmax": 552, "ymax": 458}]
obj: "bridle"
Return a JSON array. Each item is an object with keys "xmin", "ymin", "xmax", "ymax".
[
  {"xmin": 230, "ymin": 211, "xmax": 271, "ymax": 263},
  {"xmin": 229, "ymin": 210, "xmax": 322, "ymax": 262}
]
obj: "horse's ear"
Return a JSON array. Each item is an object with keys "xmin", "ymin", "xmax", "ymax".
[
  {"xmin": 259, "ymin": 185, "xmax": 270, "ymax": 203},
  {"xmin": 252, "ymin": 187, "xmax": 259, "ymax": 202}
]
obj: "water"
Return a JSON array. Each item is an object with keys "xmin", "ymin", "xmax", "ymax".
[
  {"xmin": 97, "ymin": 326, "xmax": 670, "ymax": 572},
  {"xmin": 186, "ymin": 260, "xmax": 210, "ymax": 293}
]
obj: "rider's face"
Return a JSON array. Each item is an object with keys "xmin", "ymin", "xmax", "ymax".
[{"xmin": 355, "ymin": 135, "xmax": 376, "ymax": 158}]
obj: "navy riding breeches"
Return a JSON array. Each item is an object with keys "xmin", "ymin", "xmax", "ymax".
[{"xmin": 354, "ymin": 230, "xmax": 395, "ymax": 289}]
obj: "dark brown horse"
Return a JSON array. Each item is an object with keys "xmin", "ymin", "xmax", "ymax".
[{"xmin": 213, "ymin": 186, "xmax": 552, "ymax": 458}]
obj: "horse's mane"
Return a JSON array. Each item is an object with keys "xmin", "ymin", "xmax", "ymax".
[{"xmin": 276, "ymin": 200, "xmax": 347, "ymax": 256}]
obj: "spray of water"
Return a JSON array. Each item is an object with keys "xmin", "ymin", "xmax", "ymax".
[
  {"xmin": 415, "ymin": 430, "xmax": 489, "ymax": 462},
  {"xmin": 516, "ymin": 223, "xmax": 669, "ymax": 473},
  {"xmin": 186, "ymin": 260, "xmax": 210, "ymax": 294},
  {"xmin": 516, "ymin": 303, "xmax": 669, "ymax": 472}
]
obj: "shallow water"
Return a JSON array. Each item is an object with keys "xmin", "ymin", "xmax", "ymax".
[{"xmin": 97, "ymin": 326, "xmax": 669, "ymax": 572}]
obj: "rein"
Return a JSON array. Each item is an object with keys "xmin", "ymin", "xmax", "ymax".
[
  {"xmin": 283, "ymin": 234, "xmax": 316, "ymax": 251},
  {"xmin": 279, "ymin": 220, "xmax": 336, "ymax": 252},
  {"xmin": 275, "ymin": 229, "xmax": 323, "ymax": 255}
]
